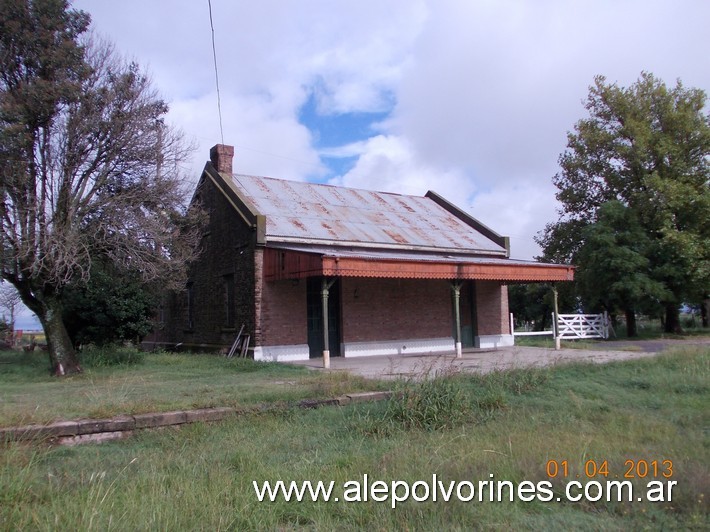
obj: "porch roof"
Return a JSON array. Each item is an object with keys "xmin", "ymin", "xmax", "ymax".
[{"xmin": 263, "ymin": 245, "xmax": 574, "ymax": 282}]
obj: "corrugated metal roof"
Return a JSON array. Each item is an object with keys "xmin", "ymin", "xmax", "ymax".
[
  {"xmin": 231, "ymin": 174, "xmax": 507, "ymax": 255},
  {"xmin": 267, "ymin": 243, "xmax": 562, "ymax": 268}
]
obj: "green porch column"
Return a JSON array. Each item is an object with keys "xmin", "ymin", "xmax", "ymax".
[
  {"xmin": 321, "ymin": 277, "xmax": 336, "ymax": 368},
  {"xmin": 451, "ymin": 281, "xmax": 463, "ymax": 358}
]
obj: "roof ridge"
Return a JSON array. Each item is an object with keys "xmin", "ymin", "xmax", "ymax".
[{"xmin": 231, "ymin": 173, "xmax": 422, "ymax": 199}]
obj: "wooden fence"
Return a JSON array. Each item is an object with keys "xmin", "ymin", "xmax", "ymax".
[
  {"xmin": 511, "ymin": 312, "xmax": 609, "ymax": 342},
  {"xmin": 556, "ymin": 313, "xmax": 609, "ymax": 340}
]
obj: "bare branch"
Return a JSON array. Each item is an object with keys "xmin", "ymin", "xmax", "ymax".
[{"xmin": 1, "ymin": 7, "xmax": 203, "ymax": 373}]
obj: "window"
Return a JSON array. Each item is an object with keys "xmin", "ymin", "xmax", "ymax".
[
  {"xmin": 186, "ymin": 282, "xmax": 194, "ymax": 330},
  {"xmin": 223, "ymin": 274, "xmax": 235, "ymax": 327},
  {"xmin": 158, "ymin": 303, "xmax": 166, "ymax": 326}
]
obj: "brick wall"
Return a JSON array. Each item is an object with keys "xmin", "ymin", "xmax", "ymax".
[
  {"xmin": 340, "ymin": 278, "xmax": 452, "ymax": 342},
  {"xmin": 258, "ymin": 278, "xmax": 308, "ymax": 346},
  {"xmin": 147, "ymin": 168, "xmax": 513, "ymax": 353},
  {"xmin": 475, "ymin": 281, "xmax": 510, "ymax": 336},
  {"xmin": 151, "ymin": 173, "xmax": 257, "ymax": 349}
]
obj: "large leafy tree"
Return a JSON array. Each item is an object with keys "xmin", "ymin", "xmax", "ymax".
[
  {"xmin": 538, "ymin": 73, "xmax": 710, "ymax": 333},
  {"xmin": 0, "ymin": 0, "xmax": 203, "ymax": 374},
  {"xmin": 575, "ymin": 201, "xmax": 667, "ymax": 336}
]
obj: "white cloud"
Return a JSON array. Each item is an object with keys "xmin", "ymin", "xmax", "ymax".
[
  {"xmin": 390, "ymin": 0, "xmax": 710, "ymax": 185},
  {"xmin": 329, "ymin": 135, "xmax": 474, "ymax": 200},
  {"xmin": 73, "ymin": 0, "xmax": 710, "ymax": 261},
  {"xmin": 469, "ymin": 181, "xmax": 561, "ymax": 260},
  {"xmin": 169, "ymin": 92, "xmax": 324, "ymax": 182}
]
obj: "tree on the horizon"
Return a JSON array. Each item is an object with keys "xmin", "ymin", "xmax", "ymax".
[
  {"xmin": 0, "ymin": 0, "xmax": 203, "ymax": 374},
  {"xmin": 538, "ymin": 72, "xmax": 710, "ymax": 333},
  {"xmin": 0, "ymin": 281, "xmax": 22, "ymax": 331}
]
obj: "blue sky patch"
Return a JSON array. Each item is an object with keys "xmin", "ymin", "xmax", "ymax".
[{"xmin": 299, "ymin": 91, "xmax": 391, "ymax": 180}]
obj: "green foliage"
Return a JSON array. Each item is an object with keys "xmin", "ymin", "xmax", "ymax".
[
  {"xmin": 509, "ymin": 284, "xmax": 553, "ymax": 329},
  {"xmin": 538, "ymin": 73, "xmax": 710, "ymax": 329},
  {"xmin": 79, "ymin": 345, "xmax": 145, "ymax": 368},
  {"xmin": 576, "ymin": 201, "xmax": 668, "ymax": 334},
  {"xmin": 62, "ymin": 261, "xmax": 156, "ymax": 346},
  {"xmin": 508, "ymin": 283, "xmax": 577, "ymax": 329},
  {"xmin": 0, "ymin": 0, "xmax": 90, "ymax": 127}
]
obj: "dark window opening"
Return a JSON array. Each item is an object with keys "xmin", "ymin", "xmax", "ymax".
[
  {"xmin": 186, "ymin": 282, "xmax": 194, "ymax": 330},
  {"xmin": 224, "ymin": 274, "xmax": 235, "ymax": 327}
]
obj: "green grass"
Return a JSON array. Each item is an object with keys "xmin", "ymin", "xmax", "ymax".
[
  {"xmin": 0, "ymin": 349, "xmax": 382, "ymax": 427},
  {"xmin": 514, "ymin": 326, "xmax": 710, "ymax": 349},
  {"xmin": 513, "ymin": 336, "xmax": 606, "ymax": 349},
  {"xmin": 1, "ymin": 346, "xmax": 707, "ymax": 530},
  {"xmin": 514, "ymin": 312, "xmax": 710, "ymax": 344},
  {"xmin": 514, "ymin": 336, "xmax": 648, "ymax": 349}
]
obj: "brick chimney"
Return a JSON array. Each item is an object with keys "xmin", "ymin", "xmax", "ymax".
[{"xmin": 209, "ymin": 144, "xmax": 234, "ymax": 174}]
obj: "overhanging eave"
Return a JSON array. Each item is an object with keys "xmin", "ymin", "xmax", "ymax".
[{"xmin": 263, "ymin": 247, "xmax": 574, "ymax": 283}]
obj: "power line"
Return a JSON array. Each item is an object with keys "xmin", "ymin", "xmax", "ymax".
[{"xmin": 207, "ymin": 0, "xmax": 224, "ymax": 145}]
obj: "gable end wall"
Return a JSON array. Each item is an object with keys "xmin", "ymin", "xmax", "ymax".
[{"xmin": 151, "ymin": 174, "xmax": 258, "ymax": 350}]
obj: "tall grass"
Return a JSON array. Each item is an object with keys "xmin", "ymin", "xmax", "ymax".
[
  {"xmin": 1, "ymin": 347, "xmax": 707, "ymax": 529},
  {"xmin": 80, "ymin": 345, "xmax": 145, "ymax": 368},
  {"xmin": 357, "ymin": 366, "xmax": 549, "ymax": 435},
  {"xmin": 0, "ymin": 349, "xmax": 384, "ymax": 427}
]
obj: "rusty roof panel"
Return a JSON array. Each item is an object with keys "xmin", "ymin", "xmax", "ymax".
[
  {"xmin": 232, "ymin": 174, "xmax": 507, "ymax": 254},
  {"xmin": 267, "ymin": 243, "xmax": 568, "ymax": 267}
]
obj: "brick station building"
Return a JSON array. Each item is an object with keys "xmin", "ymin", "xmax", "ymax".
[{"xmin": 146, "ymin": 144, "xmax": 574, "ymax": 361}]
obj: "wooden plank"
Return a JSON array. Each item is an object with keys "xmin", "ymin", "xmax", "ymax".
[
  {"xmin": 239, "ymin": 335, "xmax": 250, "ymax": 358},
  {"xmin": 227, "ymin": 324, "xmax": 244, "ymax": 358}
]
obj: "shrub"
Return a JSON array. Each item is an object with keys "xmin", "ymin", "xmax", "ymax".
[{"xmin": 62, "ymin": 260, "xmax": 157, "ymax": 347}]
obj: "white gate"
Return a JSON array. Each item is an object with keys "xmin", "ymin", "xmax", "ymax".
[{"xmin": 556, "ymin": 313, "xmax": 609, "ymax": 340}]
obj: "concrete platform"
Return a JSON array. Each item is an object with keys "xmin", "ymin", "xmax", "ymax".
[{"xmin": 286, "ymin": 339, "xmax": 709, "ymax": 380}]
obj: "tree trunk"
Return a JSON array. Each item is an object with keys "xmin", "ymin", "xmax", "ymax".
[
  {"xmin": 663, "ymin": 304, "xmax": 683, "ymax": 335},
  {"xmin": 624, "ymin": 308, "xmax": 637, "ymax": 337},
  {"xmin": 37, "ymin": 298, "xmax": 82, "ymax": 376},
  {"xmin": 539, "ymin": 312, "xmax": 549, "ymax": 332},
  {"xmin": 702, "ymin": 297, "xmax": 709, "ymax": 328}
]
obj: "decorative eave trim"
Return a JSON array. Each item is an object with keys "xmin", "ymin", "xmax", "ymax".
[{"xmin": 263, "ymin": 247, "xmax": 575, "ymax": 282}]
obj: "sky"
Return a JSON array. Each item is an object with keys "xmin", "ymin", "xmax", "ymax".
[
  {"xmin": 13, "ymin": 0, "xmax": 709, "ymax": 329},
  {"xmin": 66, "ymin": 0, "xmax": 708, "ymax": 260}
]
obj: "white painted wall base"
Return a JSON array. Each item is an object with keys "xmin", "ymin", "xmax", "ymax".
[
  {"xmin": 254, "ymin": 335, "xmax": 513, "ymax": 362},
  {"xmin": 253, "ymin": 344, "xmax": 310, "ymax": 362},
  {"xmin": 342, "ymin": 337, "xmax": 455, "ymax": 358},
  {"xmin": 475, "ymin": 334, "xmax": 514, "ymax": 349}
]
